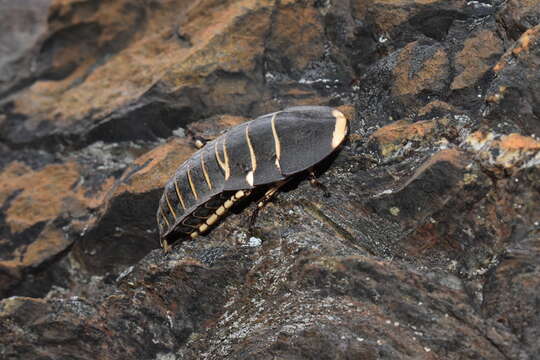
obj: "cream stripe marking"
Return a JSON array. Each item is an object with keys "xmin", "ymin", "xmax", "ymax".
[
  {"xmin": 214, "ymin": 139, "xmax": 230, "ymax": 180},
  {"xmin": 245, "ymin": 126, "xmax": 257, "ymax": 186},
  {"xmin": 216, "ymin": 205, "xmax": 226, "ymax": 216},
  {"xmin": 271, "ymin": 112, "xmax": 282, "ymax": 170},
  {"xmin": 206, "ymin": 214, "xmax": 219, "ymax": 226},
  {"xmin": 200, "ymin": 190, "xmax": 249, "ymax": 230},
  {"xmin": 200, "ymin": 155, "xmax": 213, "ymax": 190},
  {"xmin": 174, "ymin": 181, "xmax": 186, "ymax": 210},
  {"xmin": 160, "ymin": 208, "xmax": 170, "ymax": 227},
  {"xmin": 331, "ymin": 109, "xmax": 348, "ymax": 148},
  {"xmin": 187, "ymin": 169, "xmax": 199, "ymax": 200},
  {"xmin": 165, "ymin": 194, "xmax": 177, "ymax": 218}
]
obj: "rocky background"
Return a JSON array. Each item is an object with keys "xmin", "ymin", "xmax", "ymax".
[{"xmin": 0, "ymin": 0, "xmax": 539, "ymax": 358}]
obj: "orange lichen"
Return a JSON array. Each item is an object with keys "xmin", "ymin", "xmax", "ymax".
[
  {"xmin": 417, "ymin": 101, "xmax": 456, "ymax": 116},
  {"xmin": 498, "ymin": 134, "xmax": 540, "ymax": 151},
  {"xmin": 369, "ymin": 118, "xmax": 450, "ymax": 158},
  {"xmin": 451, "ymin": 30, "xmax": 503, "ymax": 90},
  {"xmin": 0, "ymin": 161, "xmax": 112, "ymax": 233},
  {"xmin": 411, "ymin": 149, "xmax": 465, "ymax": 177},
  {"xmin": 12, "ymin": 0, "xmax": 274, "ymax": 131},
  {"xmin": 493, "ymin": 61, "xmax": 505, "ymax": 72},
  {"xmin": 493, "ymin": 26, "xmax": 539, "ymax": 72},
  {"xmin": 393, "ymin": 43, "xmax": 449, "ymax": 96},
  {"xmin": 512, "ymin": 28, "xmax": 534, "ymax": 56},
  {"xmin": 465, "ymin": 131, "xmax": 540, "ymax": 169},
  {"xmin": 116, "ymin": 138, "xmax": 194, "ymax": 195},
  {"xmin": 0, "ymin": 225, "xmax": 71, "ymax": 268},
  {"xmin": 4, "ymin": 163, "xmax": 80, "ymax": 233}
]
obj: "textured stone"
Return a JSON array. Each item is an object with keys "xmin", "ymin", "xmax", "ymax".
[
  {"xmin": 73, "ymin": 137, "xmax": 195, "ymax": 274},
  {"xmin": 497, "ymin": 0, "xmax": 540, "ymax": 40},
  {"xmin": 0, "ymin": 0, "xmax": 51, "ymax": 96},
  {"xmin": 368, "ymin": 117, "xmax": 456, "ymax": 159},
  {"xmin": 485, "ymin": 25, "xmax": 540, "ymax": 135},
  {"xmin": 392, "ymin": 41, "xmax": 450, "ymax": 96},
  {"xmin": 0, "ymin": 0, "xmax": 539, "ymax": 359},
  {"xmin": 0, "ymin": 159, "xmax": 112, "ymax": 298},
  {"xmin": 451, "ymin": 29, "xmax": 504, "ymax": 90}
]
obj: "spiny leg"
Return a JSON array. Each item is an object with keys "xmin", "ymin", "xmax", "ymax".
[
  {"xmin": 308, "ymin": 169, "xmax": 330, "ymax": 198},
  {"xmin": 184, "ymin": 127, "xmax": 210, "ymax": 149},
  {"xmin": 248, "ymin": 179, "xmax": 290, "ymax": 235},
  {"xmin": 161, "ymin": 238, "xmax": 173, "ymax": 253}
]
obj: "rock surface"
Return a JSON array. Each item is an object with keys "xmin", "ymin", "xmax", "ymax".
[{"xmin": 0, "ymin": 0, "xmax": 539, "ymax": 359}]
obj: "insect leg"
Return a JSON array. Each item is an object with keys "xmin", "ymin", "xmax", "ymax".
[
  {"xmin": 194, "ymin": 139, "xmax": 206, "ymax": 149},
  {"xmin": 248, "ymin": 179, "xmax": 290, "ymax": 235},
  {"xmin": 247, "ymin": 207, "xmax": 262, "ymax": 237},
  {"xmin": 258, "ymin": 179, "xmax": 290, "ymax": 208},
  {"xmin": 161, "ymin": 238, "xmax": 173, "ymax": 253},
  {"xmin": 184, "ymin": 126, "xmax": 209, "ymax": 149},
  {"xmin": 308, "ymin": 169, "xmax": 330, "ymax": 198}
]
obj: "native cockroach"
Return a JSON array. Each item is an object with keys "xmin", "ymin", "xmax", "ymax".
[{"xmin": 156, "ymin": 106, "xmax": 348, "ymax": 251}]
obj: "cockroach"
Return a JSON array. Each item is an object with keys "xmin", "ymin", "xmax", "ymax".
[{"xmin": 156, "ymin": 106, "xmax": 348, "ymax": 251}]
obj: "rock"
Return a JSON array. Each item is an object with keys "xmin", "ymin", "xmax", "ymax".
[
  {"xmin": 73, "ymin": 137, "xmax": 195, "ymax": 275},
  {"xmin": 450, "ymin": 29, "xmax": 504, "ymax": 90},
  {"xmin": 464, "ymin": 131, "xmax": 540, "ymax": 170},
  {"xmin": 0, "ymin": 0, "xmax": 539, "ymax": 359},
  {"xmin": 0, "ymin": 158, "xmax": 112, "ymax": 298},
  {"xmin": 183, "ymin": 254, "xmax": 517, "ymax": 359},
  {"xmin": 497, "ymin": 0, "xmax": 540, "ymax": 40},
  {"xmin": 0, "ymin": 0, "xmax": 51, "ymax": 97},
  {"xmin": 482, "ymin": 229, "xmax": 540, "ymax": 356},
  {"xmin": 0, "ymin": 248, "xmax": 254, "ymax": 359},
  {"xmin": 392, "ymin": 41, "xmax": 450, "ymax": 97},
  {"xmin": 485, "ymin": 25, "xmax": 540, "ymax": 135},
  {"xmin": 367, "ymin": 116, "xmax": 457, "ymax": 159}
]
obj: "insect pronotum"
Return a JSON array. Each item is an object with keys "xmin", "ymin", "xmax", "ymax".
[{"xmin": 156, "ymin": 106, "xmax": 348, "ymax": 251}]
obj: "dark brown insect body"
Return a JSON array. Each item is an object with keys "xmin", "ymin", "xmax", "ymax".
[{"xmin": 156, "ymin": 106, "xmax": 348, "ymax": 250}]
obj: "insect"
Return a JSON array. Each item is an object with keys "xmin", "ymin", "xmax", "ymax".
[{"xmin": 156, "ymin": 106, "xmax": 348, "ymax": 251}]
